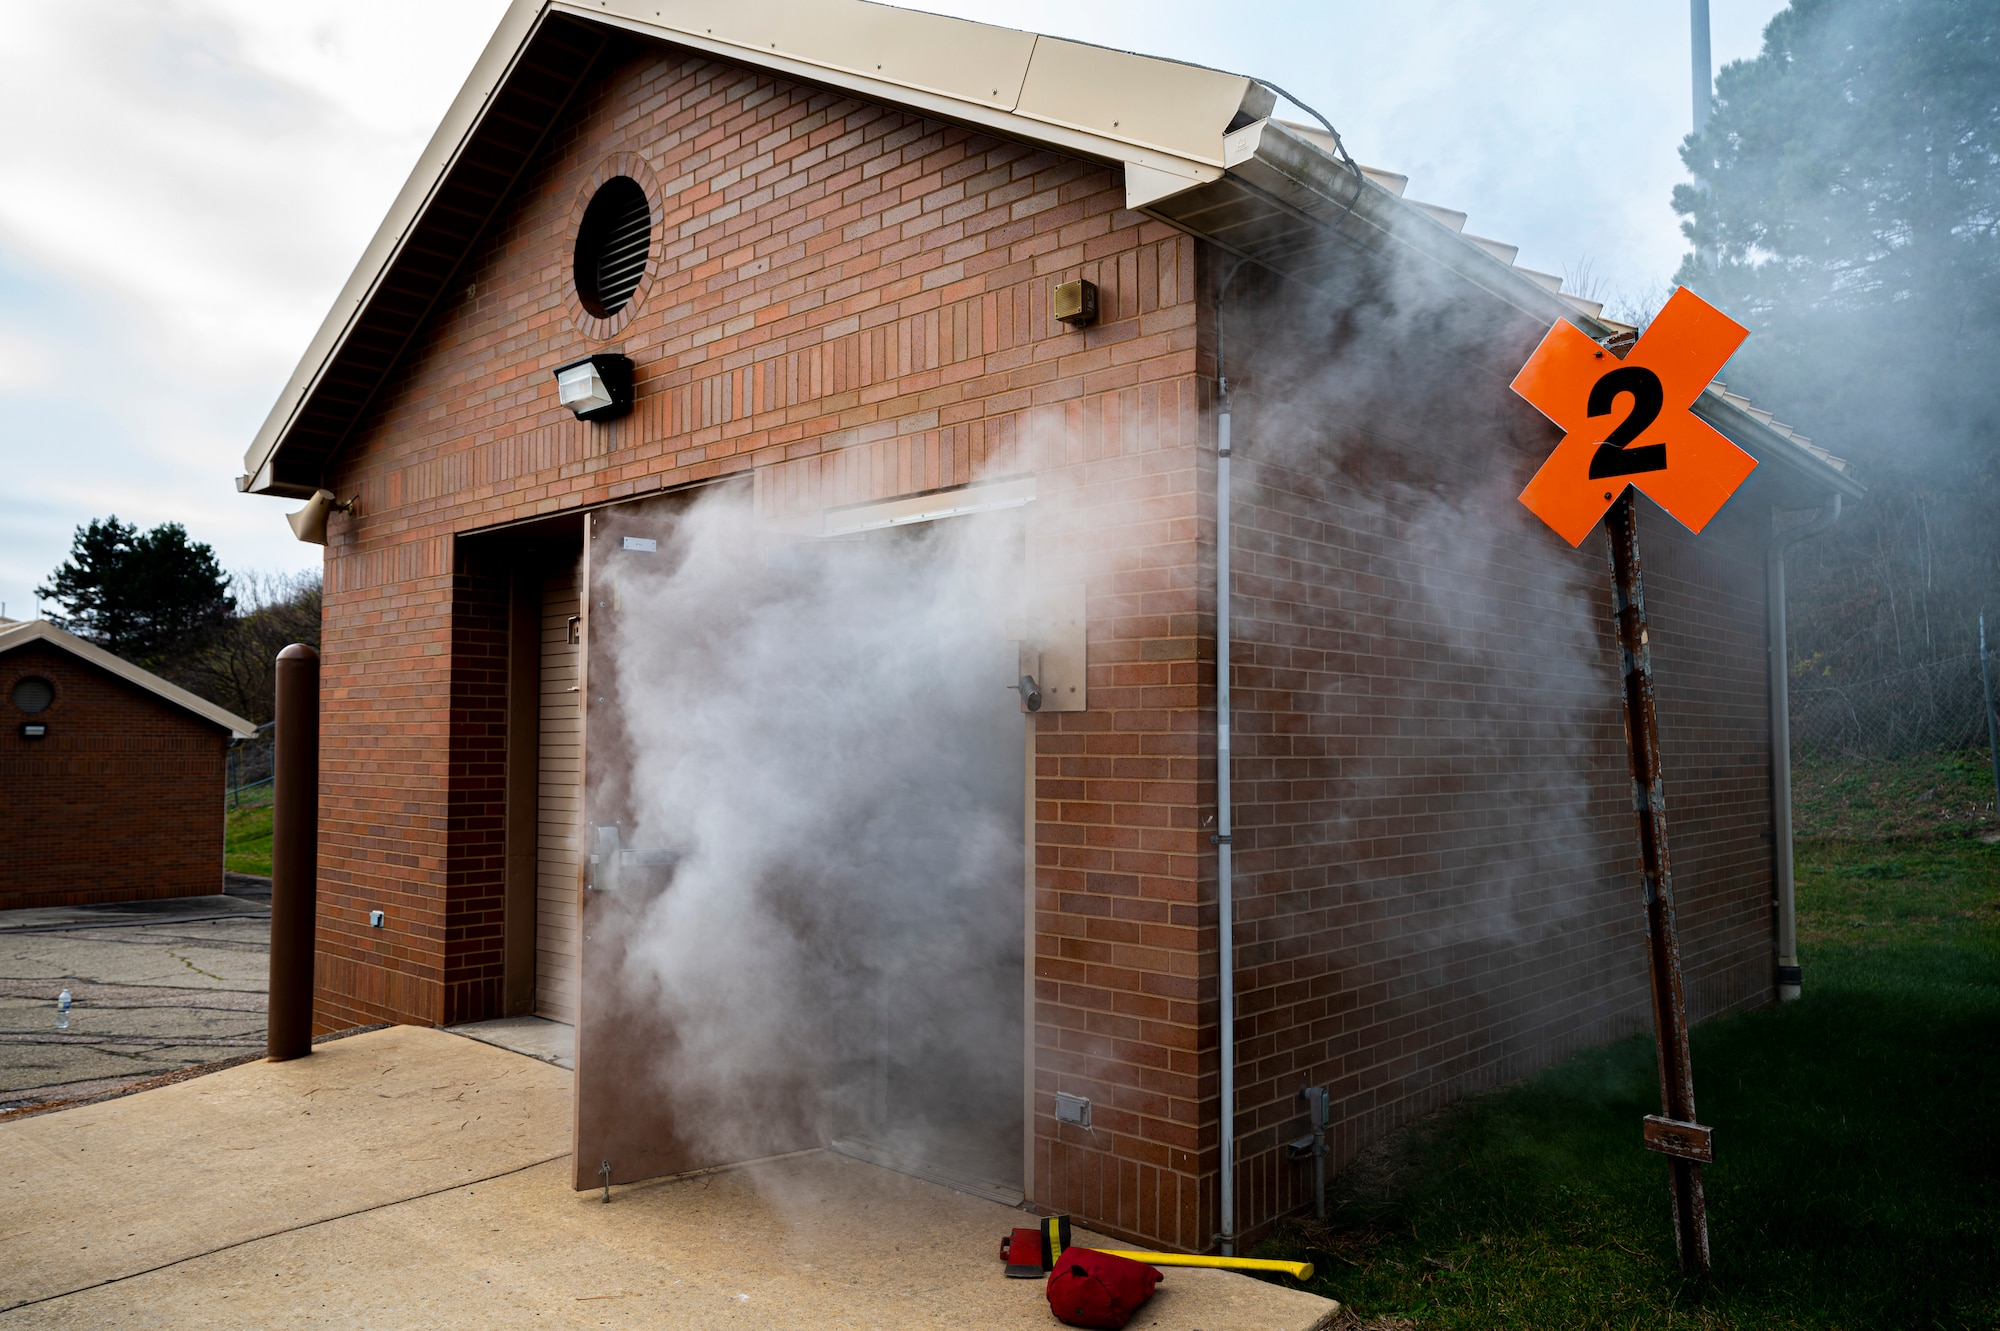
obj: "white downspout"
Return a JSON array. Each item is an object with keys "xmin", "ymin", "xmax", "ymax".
[{"xmin": 1769, "ymin": 493, "xmax": 1841, "ymax": 1001}]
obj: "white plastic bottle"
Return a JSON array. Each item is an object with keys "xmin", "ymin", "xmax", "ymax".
[{"xmin": 56, "ymin": 988, "xmax": 71, "ymax": 1030}]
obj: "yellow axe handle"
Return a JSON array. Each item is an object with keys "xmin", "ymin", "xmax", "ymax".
[{"xmin": 1086, "ymin": 1250, "xmax": 1314, "ymax": 1282}]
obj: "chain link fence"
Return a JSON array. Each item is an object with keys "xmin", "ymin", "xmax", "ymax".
[
  {"xmin": 1791, "ymin": 651, "xmax": 1998, "ymax": 760},
  {"xmin": 226, "ymin": 722, "xmax": 275, "ymax": 807}
]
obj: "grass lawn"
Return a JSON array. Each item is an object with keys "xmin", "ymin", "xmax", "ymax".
[
  {"xmin": 1257, "ymin": 758, "xmax": 2000, "ymax": 1329},
  {"xmin": 224, "ymin": 785, "xmax": 274, "ymax": 877},
  {"xmin": 1792, "ymin": 748, "xmax": 1998, "ymax": 842}
]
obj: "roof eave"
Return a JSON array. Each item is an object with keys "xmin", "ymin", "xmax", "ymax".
[
  {"xmin": 243, "ymin": 0, "xmax": 554, "ymax": 498},
  {"xmin": 1148, "ymin": 117, "xmax": 1864, "ymax": 506},
  {"xmin": 1694, "ymin": 393, "xmax": 1865, "ymax": 503}
]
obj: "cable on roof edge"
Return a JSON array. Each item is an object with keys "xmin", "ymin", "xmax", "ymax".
[{"xmin": 1253, "ymin": 80, "xmax": 1368, "ymax": 225}]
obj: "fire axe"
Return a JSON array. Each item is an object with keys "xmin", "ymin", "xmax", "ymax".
[{"xmin": 1002, "ymin": 1216, "xmax": 1314, "ymax": 1282}]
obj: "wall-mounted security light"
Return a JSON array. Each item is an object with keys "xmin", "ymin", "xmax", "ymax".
[
  {"xmin": 1052, "ymin": 279, "xmax": 1098, "ymax": 328},
  {"xmin": 21, "ymin": 723, "xmax": 46, "ymax": 739},
  {"xmin": 286, "ymin": 489, "xmax": 356, "ymax": 546},
  {"xmin": 554, "ymin": 353, "xmax": 634, "ymax": 422}
]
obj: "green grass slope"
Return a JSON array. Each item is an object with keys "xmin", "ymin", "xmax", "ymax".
[{"xmin": 1259, "ymin": 776, "xmax": 2000, "ymax": 1329}]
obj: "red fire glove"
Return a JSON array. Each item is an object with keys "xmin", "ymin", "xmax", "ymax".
[{"xmin": 1045, "ymin": 1247, "xmax": 1162, "ymax": 1329}]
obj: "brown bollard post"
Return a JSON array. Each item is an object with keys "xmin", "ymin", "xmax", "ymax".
[{"xmin": 267, "ymin": 643, "xmax": 320, "ymax": 1061}]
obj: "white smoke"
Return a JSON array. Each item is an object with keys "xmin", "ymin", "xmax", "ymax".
[{"xmin": 596, "ymin": 489, "xmax": 1029, "ymax": 1178}]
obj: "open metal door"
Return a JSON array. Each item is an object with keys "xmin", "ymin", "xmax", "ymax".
[
  {"xmin": 572, "ymin": 491, "xmax": 791, "ymax": 1188},
  {"xmin": 571, "ymin": 486, "xmax": 1036, "ymax": 1193}
]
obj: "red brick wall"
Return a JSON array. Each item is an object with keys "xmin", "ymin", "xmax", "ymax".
[
  {"xmin": 1643, "ymin": 504, "xmax": 1778, "ymax": 1024},
  {"xmin": 439, "ymin": 558, "xmax": 512, "ymax": 1026},
  {"xmin": 1214, "ymin": 263, "xmax": 1775, "ymax": 1240},
  {"xmin": 0, "ymin": 641, "xmax": 228, "ymax": 909},
  {"xmin": 316, "ymin": 38, "xmax": 1214, "ymax": 1245}
]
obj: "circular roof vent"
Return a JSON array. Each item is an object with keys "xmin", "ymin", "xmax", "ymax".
[
  {"xmin": 574, "ymin": 177, "xmax": 653, "ymax": 318},
  {"xmin": 12, "ymin": 676, "xmax": 54, "ymax": 713}
]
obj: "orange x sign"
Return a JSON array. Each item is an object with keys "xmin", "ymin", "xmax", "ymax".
[{"xmin": 1513, "ymin": 287, "xmax": 1757, "ymax": 547}]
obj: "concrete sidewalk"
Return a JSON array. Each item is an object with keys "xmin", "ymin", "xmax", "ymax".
[{"xmin": 0, "ymin": 1026, "xmax": 1340, "ymax": 1328}]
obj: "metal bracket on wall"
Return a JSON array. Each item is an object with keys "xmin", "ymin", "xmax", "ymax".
[
  {"xmin": 1005, "ymin": 582, "xmax": 1087, "ymax": 713},
  {"xmin": 586, "ymin": 823, "xmax": 682, "ymax": 893}
]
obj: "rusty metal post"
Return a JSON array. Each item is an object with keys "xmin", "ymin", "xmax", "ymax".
[
  {"xmin": 267, "ymin": 643, "xmax": 319, "ymax": 1062},
  {"xmin": 1603, "ymin": 492, "xmax": 1712, "ymax": 1275}
]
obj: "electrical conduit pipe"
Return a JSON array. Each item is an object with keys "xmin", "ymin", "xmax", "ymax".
[
  {"xmin": 1768, "ymin": 494, "xmax": 1840, "ymax": 1001},
  {"xmin": 1213, "ymin": 266, "xmax": 1243, "ymax": 1256}
]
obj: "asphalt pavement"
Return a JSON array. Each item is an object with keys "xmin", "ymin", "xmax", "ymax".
[{"xmin": 0, "ymin": 895, "xmax": 270, "ymax": 1113}]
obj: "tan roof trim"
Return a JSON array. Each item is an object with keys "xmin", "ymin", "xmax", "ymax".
[
  {"xmin": 0, "ymin": 620, "xmax": 260, "ymax": 739},
  {"xmin": 568, "ymin": 1, "xmax": 1252, "ymax": 199},
  {"xmin": 600, "ymin": 0, "xmax": 1261, "ymax": 168}
]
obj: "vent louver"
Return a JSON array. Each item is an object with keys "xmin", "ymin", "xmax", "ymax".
[
  {"xmin": 575, "ymin": 177, "xmax": 652, "ymax": 318},
  {"xmin": 12, "ymin": 676, "xmax": 54, "ymax": 713}
]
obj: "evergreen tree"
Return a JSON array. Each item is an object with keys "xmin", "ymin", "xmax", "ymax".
[
  {"xmin": 36, "ymin": 517, "xmax": 237, "ymax": 667},
  {"xmin": 1672, "ymin": 0, "xmax": 2000, "ymax": 681}
]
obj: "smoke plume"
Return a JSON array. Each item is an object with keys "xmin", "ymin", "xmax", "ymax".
[{"xmin": 597, "ymin": 490, "xmax": 1029, "ymax": 1179}]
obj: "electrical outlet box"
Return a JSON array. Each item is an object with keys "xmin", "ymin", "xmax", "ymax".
[
  {"xmin": 369, "ymin": 910, "xmax": 385, "ymax": 928},
  {"xmin": 1054, "ymin": 1092, "xmax": 1091, "ymax": 1128}
]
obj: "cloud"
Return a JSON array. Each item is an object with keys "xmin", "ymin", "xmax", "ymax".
[
  {"xmin": 0, "ymin": 0, "xmax": 506, "ymax": 612},
  {"xmin": 0, "ymin": 324, "xmax": 56, "ymax": 393}
]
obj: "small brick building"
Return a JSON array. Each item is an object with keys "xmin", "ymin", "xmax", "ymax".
[
  {"xmin": 238, "ymin": 0, "xmax": 1859, "ymax": 1252},
  {"xmin": 0, "ymin": 620, "xmax": 257, "ymax": 911}
]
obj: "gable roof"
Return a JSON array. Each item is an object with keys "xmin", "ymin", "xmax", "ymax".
[
  {"xmin": 0, "ymin": 620, "xmax": 260, "ymax": 739},
  {"xmin": 241, "ymin": 0, "xmax": 1859, "ymax": 508}
]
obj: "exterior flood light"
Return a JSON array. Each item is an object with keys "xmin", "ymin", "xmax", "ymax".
[
  {"xmin": 554, "ymin": 353, "xmax": 634, "ymax": 421},
  {"xmin": 21, "ymin": 723, "xmax": 46, "ymax": 738},
  {"xmin": 286, "ymin": 489, "xmax": 356, "ymax": 546}
]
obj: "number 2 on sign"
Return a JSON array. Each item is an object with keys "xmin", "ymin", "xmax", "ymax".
[{"xmin": 1587, "ymin": 366, "xmax": 1666, "ymax": 479}]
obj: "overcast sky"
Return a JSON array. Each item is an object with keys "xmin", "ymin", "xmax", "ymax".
[{"xmin": 0, "ymin": 0, "xmax": 1786, "ymax": 621}]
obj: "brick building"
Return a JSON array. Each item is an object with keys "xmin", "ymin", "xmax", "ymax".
[
  {"xmin": 238, "ymin": 0, "xmax": 1860, "ymax": 1252},
  {"xmin": 0, "ymin": 620, "xmax": 257, "ymax": 910}
]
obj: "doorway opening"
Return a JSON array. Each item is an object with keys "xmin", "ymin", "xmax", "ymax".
[
  {"xmin": 821, "ymin": 515, "xmax": 1027, "ymax": 1201},
  {"xmin": 572, "ymin": 489, "xmax": 1031, "ymax": 1195}
]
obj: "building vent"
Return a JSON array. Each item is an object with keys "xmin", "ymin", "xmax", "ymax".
[
  {"xmin": 12, "ymin": 676, "xmax": 53, "ymax": 712},
  {"xmin": 574, "ymin": 177, "xmax": 653, "ymax": 318}
]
